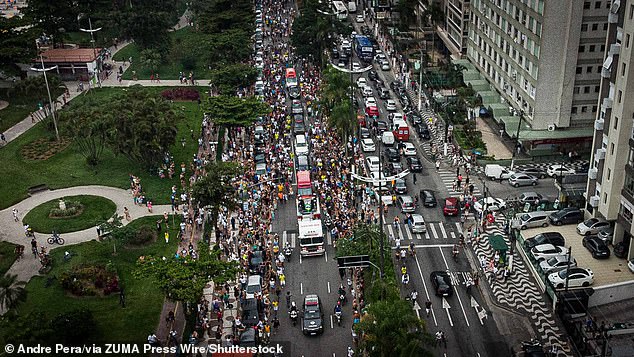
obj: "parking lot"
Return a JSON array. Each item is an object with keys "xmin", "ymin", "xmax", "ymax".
[{"xmin": 520, "ymin": 225, "xmax": 634, "ymax": 287}]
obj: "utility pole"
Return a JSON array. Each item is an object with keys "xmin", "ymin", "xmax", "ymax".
[
  {"xmin": 510, "ymin": 110, "xmax": 524, "ymax": 171},
  {"xmin": 377, "ymin": 137, "xmax": 385, "ymax": 278},
  {"xmin": 80, "ymin": 17, "xmax": 103, "ymax": 88},
  {"xmin": 564, "ymin": 246, "xmax": 573, "ymax": 292},
  {"xmin": 31, "ymin": 40, "xmax": 60, "ymax": 142}
]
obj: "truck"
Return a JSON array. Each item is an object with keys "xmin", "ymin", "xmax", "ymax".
[
  {"xmin": 347, "ymin": 1, "xmax": 357, "ymax": 13},
  {"xmin": 484, "ymin": 164, "xmax": 515, "ymax": 181},
  {"xmin": 298, "ymin": 219, "xmax": 325, "ymax": 256}
]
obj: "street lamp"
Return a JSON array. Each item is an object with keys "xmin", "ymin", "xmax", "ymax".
[
  {"xmin": 31, "ymin": 44, "xmax": 60, "ymax": 142},
  {"xmin": 510, "ymin": 110, "xmax": 525, "ymax": 171},
  {"xmin": 80, "ymin": 17, "xmax": 103, "ymax": 88}
]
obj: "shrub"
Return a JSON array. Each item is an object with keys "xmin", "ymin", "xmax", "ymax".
[
  {"xmin": 59, "ymin": 264, "xmax": 120, "ymax": 296},
  {"xmin": 160, "ymin": 88, "xmax": 200, "ymax": 101},
  {"xmin": 128, "ymin": 226, "xmax": 156, "ymax": 245},
  {"xmin": 49, "ymin": 200, "xmax": 83, "ymax": 218}
]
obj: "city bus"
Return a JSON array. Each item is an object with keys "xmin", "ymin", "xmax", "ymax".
[
  {"xmin": 285, "ymin": 67, "xmax": 298, "ymax": 88},
  {"xmin": 297, "ymin": 170, "xmax": 321, "ymax": 220},
  {"xmin": 298, "ymin": 219, "xmax": 325, "ymax": 256},
  {"xmin": 354, "ymin": 35, "xmax": 374, "ymax": 62},
  {"xmin": 332, "ymin": 1, "xmax": 348, "ymax": 20}
]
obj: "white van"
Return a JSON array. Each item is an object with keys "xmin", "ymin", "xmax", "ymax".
[
  {"xmin": 381, "ymin": 131, "xmax": 395, "ymax": 146},
  {"xmin": 245, "ymin": 275, "xmax": 262, "ymax": 299},
  {"xmin": 295, "ymin": 134, "xmax": 309, "ymax": 155},
  {"xmin": 484, "ymin": 164, "xmax": 515, "ymax": 181},
  {"xmin": 409, "ymin": 214, "xmax": 426, "ymax": 233}
]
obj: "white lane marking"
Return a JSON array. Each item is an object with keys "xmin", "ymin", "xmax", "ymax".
[
  {"xmin": 391, "ymin": 244, "xmax": 455, "ymax": 249},
  {"xmin": 330, "ymin": 314, "xmax": 334, "ymax": 329},
  {"xmin": 299, "ymin": 250, "xmax": 302, "ymax": 264},
  {"xmin": 438, "ymin": 222, "xmax": 447, "ymax": 239},
  {"xmin": 414, "ymin": 251, "xmax": 438, "ymax": 327},
  {"xmin": 442, "ymin": 297, "xmax": 453, "ymax": 327},
  {"xmin": 327, "ymin": 281, "xmax": 331, "ymax": 294},
  {"xmin": 324, "ymin": 250, "xmax": 328, "ymax": 262},
  {"xmin": 439, "ymin": 246, "xmax": 450, "ymax": 270},
  {"xmin": 404, "ymin": 225, "xmax": 413, "ymax": 240},
  {"xmin": 282, "ymin": 231, "xmax": 288, "ymax": 246},
  {"xmin": 290, "ymin": 233, "xmax": 296, "ymax": 248},
  {"xmin": 455, "ymin": 222, "xmax": 462, "ymax": 233},
  {"xmin": 428, "ymin": 223, "xmax": 438, "ymax": 239},
  {"xmin": 300, "ymin": 282, "xmax": 303, "ymax": 295},
  {"xmin": 450, "ymin": 231, "xmax": 456, "ymax": 239},
  {"xmin": 327, "ymin": 231, "xmax": 333, "ymax": 246},
  {"xmin": 386, "ymin": 224, "xmax": 394, "ymax": 241}
]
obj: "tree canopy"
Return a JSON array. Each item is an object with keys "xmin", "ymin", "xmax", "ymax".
[
  {"xmin": 203, "ymin": 95, "xmax": 270, "ymax": 127},
  {"xmin": 191, "ymin": 161, "xmax": 242, "ymax": 229},
  {"xmin": 0, "ymin": 16, "xmax": 37, "ymax": 71},
  {"xmin": 135, "ymin": 246, "xmax": 237, "ymax": 303}
]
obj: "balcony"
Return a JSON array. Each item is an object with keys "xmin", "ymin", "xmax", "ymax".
[
  {"xmin": 602, "ymin": 97, "xmax": 613, "ymax": 110},
  {"xmin": 595, "ymin": 148, "xmax": 607, "ymax": 160},
  {"xmin": 594, "ymin": 118, "xmax": 604, "ymax": 131},
  {"xmin": 588, "ymin": 168, "xmax": 598, "ymax": 180},
  {"xmin": 589, "ymin": 195, "xmax": 600, "ymax": 207}
]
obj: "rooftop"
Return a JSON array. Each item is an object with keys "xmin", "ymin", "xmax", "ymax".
[{"xmin": 37, "ymin": 48, "xmax": 102, "ymax": 63}]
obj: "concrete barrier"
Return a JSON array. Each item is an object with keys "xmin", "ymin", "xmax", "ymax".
[{"xmin": 588, "ymin": 280, "xmax": 634, "ymax": 307}]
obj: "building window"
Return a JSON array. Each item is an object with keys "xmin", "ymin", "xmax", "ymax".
[
  {"xmin": 630, "ymin": 4, "xmax": 634, "ymax": 20},
  {"xmin": 585, "ymin": 2, "xmax": 592, "ymax": 9},
  {"xmin": 623, "ymin": 62, "xmax": 627, "ymax": 76},
  {"xmin": 579, "ymin": 45, "xmax": 585, "ymax": 52},
  {"xmin": 611, "ymin": 143, "xmax": 615, "ymax": 155},
  {"xmin": 582, "ymin": 106, "xmax": 588, "ymax": 112},
  {"xmin": 582, "ymin": 24, "xmax": 588, "ymax": 31},
  {"xmin": 628, "ymin": 149, "xmax": 634, "ymax": 167},
  {"xmin": 576, "ymin": 66, "xmax": 583, "ymax": 74},
  {"xmin": 619, "ymin": 90, "xmax": 623, "ymax": 103},
  {"xmin": 587, "ymin": 66, "xmax": 593, "ymax": 73},
  {"xmin": 574, "ymin": 87, "xmax": 580, "ymax": 94},
  {"xmin": 620, "ymin": 203, "xmax": 633, "ymax": 222},
  {"xmin": 627, "ymin": 34, "xmax": 631, "ymax": 48},
  {"xmin": 593, "ymin": 105, "xmax": 598, "ymax": 112},
  {"xmin": 608, "ymin": 168, "xmax": 611, "ymax": 180},
  {"xmin": 595, "ymin": 85, "xmax": 600, "ymax": 93},
  {"xmin": 584, "ymin": 86, "xmax": 591, "ymax": 93},
  {"xmin": 592, "ymin": 23, "xmax": 598, "ymax": 31},
  {"xmin": 604, "ymin": 23, "xmax": 609, "ymax": 30},
  {"xmin": 596, "ymin": 1, "xmax": 602, "ymax": 9},
  {"xmin": 590, "ymin": 45, "xmax": 596, "ymax": 52},
  {"xmin": 604, "ymin": 193, "xmax": 608, "ymax": 204},
  {"xmin": 614, "ymin": 116, "xmax": 619, "ymax": 129},
  {"xmin": 572, "ymin": 107, "xmax": 578, "ymax": 114}
]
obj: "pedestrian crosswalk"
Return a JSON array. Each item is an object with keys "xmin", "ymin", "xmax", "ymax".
[
  {"xmin": 386, "ymin": 221, "xmax": 462, "ymax": 241},
  {"xmin": 437, "ymin": 169, "xmax": 481, "ymax": 198}
]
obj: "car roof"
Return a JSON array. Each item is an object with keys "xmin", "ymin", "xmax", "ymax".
[
  {"xmin": 534, "ymin": 243, "xmax": 556, "ymax": 251},
  {"xmin": 445, "ymin": 197, "xmax": 458, "ymax": 204},
  {"xmin": 304, "ymin": 294, "xmax": 319, "ymax": 305},
  {"xmin": 411, "ymin": 214, "xmax": 424, "ymax": 221}
]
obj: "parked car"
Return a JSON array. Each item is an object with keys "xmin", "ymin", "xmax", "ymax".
[
  {"xmin": 430, "ymin": 271, "xmax": 453, "ymax": 297},
  {"xmin": 582, "ymin": 235, "xmax": 611, "ymax": 259},
  {"xmin": 443, "ymin": 197, "xmax": 459, "ymax": 216},
  {"xmin": 519, "ymin": 167, "xmax": 547, "ymax": 179},
  {"xmin": 548, "ymin": 207, "xmax": 584, "ymax": 226},
  {"xmin": 531, "ymin": 244, "xmax": 569, "ymax": 261},
  {"xmin": 524, "ymin": 232, "xmax": 565, "ymax": 249},
  {"xmin": 406, "ymin": 157, "xmax": 422, "ymax": 172},
  {"xmin": 518, "ymin": 192, "xmax": 544, "ymax": 204},
  {"xmin": 473, "ymin": 197, "xmax": 506, "ymax": 213},
  {"xmin": 547, "ymin": 164, "xmax": 576, "ymax": 178},
  {"xmin": 361, "ymin": 138, "xmax": 376, "ymax": 152},
  {"xmin": 628, "ymin": 258, "xmax": 634, "ymax": 273},
  {"xmin": 508, "ymin": 173, "xmax": 538, "ymax": 187},
  {"xmin": 539, "ymin": 255, "xmax": 577, "ymax": 274},
  {"xmin": 614, "ymin": 241, "xmax": 629, "ymax": 258},
  {"xmin": 548, "ymin": 268, "xmax": 594, "ymax": 289},
  {"xmin": 597, "ymin": 226, "xmax": 614, "ymax": 244},
  {"xmin": 576, "ymin": 218, "xmax": 610, "ymax": 236},
  {"xmin": 518, "ymin": 211, "xmax": 550, "ymax": 229},
  {"xmin": 420, "ymin": 190, "xmax": 437, "ymax": 207}
]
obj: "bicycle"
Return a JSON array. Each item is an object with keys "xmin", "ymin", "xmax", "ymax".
[{"xmin": 47, "ymin": 234, "xmax": 65, "ymax": 245}]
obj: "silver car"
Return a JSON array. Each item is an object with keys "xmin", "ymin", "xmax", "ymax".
[
  {"xmin": 539, "ymin": 255, "xmax": 577, "ymax": 274},
  {"xmin": 508, "ymin": 173, "xmax": 538, "ymax": 187}
]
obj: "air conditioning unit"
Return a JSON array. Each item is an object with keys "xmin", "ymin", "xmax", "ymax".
[
  {"xmin": 588, "ymin": 168, "xmax": 598, "ymax": 180},
  {"xmin": 547, "ymin": 124, "xmax": 556, "ymax": 131},
  {"xmin": 594, "ymin": 118, "xmax": 604, "ymax": 131},
  {"xmin": 589, "ymin": 195, "xmax": 600, "ymax": 207},
  {"xmin": 596, "ymin": 148, "xmax": 606, "ymax": 160}
]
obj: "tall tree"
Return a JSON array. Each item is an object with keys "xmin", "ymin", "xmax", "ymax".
[
  {"xmin": 319, "ymin": 65, "xmax": 352, "ymax": 116},
  {"xmin": 327, "ymin": 99, "xmax": 356, "ymax": 152},
  {"xmin": 191, "ymin": 161, "xmax": 242, "ymax": 230},
  {"xmin": 139, "ymin": 48, "xmax": 163, "ymax": 73},
  {"xmin": 58, "ymin": 97, "xmax": 109, "ymax": 166},
  {"xmin": 135, "ymin": 246, "xmax": 237, "ymax": 303},
  {"xmin": 355, "ymin": 299, "xmax": 434, "ymax": 357},
  {"xmin": 0, "ymin": 274, "xmax": 26, "ymax": 312},
  {"xmin": 203, "ymin": 95, "xmax": 270, "ymax": 127},
  {"xmin": 209, "ymin": 64, "xmax": 259, "ymax": 95},
  {"xmin": 0, "ymin": 17, "xmax": 37, "ymax": 70}
]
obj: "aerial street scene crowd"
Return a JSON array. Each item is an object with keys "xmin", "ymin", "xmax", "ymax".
[{"xmin": 1, "ymin": 0, "xmax": 634, "ymax": 356}]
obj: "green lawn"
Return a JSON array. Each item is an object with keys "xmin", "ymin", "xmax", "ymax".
[
  {"xmin": 23, "ymin": 195, "xmax": 117, "ymax": 234},
  {"xmin": 0, "ymin": 241, "xmax": 19, "ymax": 276},
  {"xmin": 0, "ymin": 87, "xmax": 204, "ymax": 210},
  {"xmin": 113, "ymin": 27, "xmax": 212, "ymax": 80},
  {"xmin": 0, "ymin": 87, "xmax": 66, "ymax": 133},
  {"xmin": 17, "ymin": 216, "xmax": 180, "ymax": 344}
]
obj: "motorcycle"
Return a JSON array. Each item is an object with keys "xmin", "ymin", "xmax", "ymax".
[
  {"xmin": 290, "ymin": 310, "xmax": 298, "ymax": 326},
  {"xmin": 284, "ymin": 246, "xmax": 292, "ymax": 262},
  {"xmin": 335, "ymin": 310, "xmax": 342, "ymax": 326},
  {"xmin": 324, "ymin": 213, "xmax": 333, "ymax": 229},
  {"xmin": 338, "ymin": 293, "xmax": 347, "ymax": 306}
]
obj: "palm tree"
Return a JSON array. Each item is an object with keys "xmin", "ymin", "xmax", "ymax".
[
  {"xmin": 319, "ymin": 66, "xmax": 352, "ymax": 116},
  {"xmin": 0, "ymin": 274, "xmax": 27, "ymax": 312},
  {"xmin": 139, "ymin": 48, "xmax": 162, "ymax": 73},
  {"xmin": 327, "ymin": 99, "xmax": 356, "ymax": 155},
  {"xmin": 191, "ymin": 161, "xmax": 242, "ymax": 232},
  {"xmin": 355, "ymin": 299, "xmax": 433, "ymax": 357}
]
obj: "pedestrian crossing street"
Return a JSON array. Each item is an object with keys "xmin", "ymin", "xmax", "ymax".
[
  {"xmin": 386, "ymin": 221, "xmax": 462, "ymax": 241},
  {"xmin": 438, "ymin": 169, "xmax": 481, "ymax": 198}
]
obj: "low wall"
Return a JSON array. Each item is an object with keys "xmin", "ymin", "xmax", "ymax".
[{"xmin": 588, "ymin": 280, "xmax": 634, "ymax": 308}]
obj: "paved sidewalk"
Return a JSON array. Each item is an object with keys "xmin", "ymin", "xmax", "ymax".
[{"xmin": 0, "ymin": 185, "xmax": 171, "ymax": 283}]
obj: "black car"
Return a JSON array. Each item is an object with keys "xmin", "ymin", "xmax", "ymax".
[
  {"xmin": 240, "ymin": 327, "xmax": 258, "ymax": 347},
  {"xmin": 241, "ymin": 298, "xmax": 261, "ymax": 327},
  {"xmin": 294, "ymin": 122, "xmax": 306, "ymax": 134},
  {"xmin": 390, "ymin": 81, "xmax": 403, "ymax": 91},
  {"xmin": 524, "ymin": 232, "xmax": 565, "ymax": 249},
  {"xmin": 376, "ymin": 121, "xmax": 388, "ymax": 133},
  {"xmin": 548, "ymin": 207, "xmax": 583, "ymax": 226},
  {"xmin": 373, "ymin": 77, "xmax": 385, "ymax": 89},
  {"xmin": 377, "ymin": 86, "xmax": 390, "ymax": 99},
  {"xmin": 294, "ymin": 114, "xmax": 304, "ymax": 124},
  {"xmin": 288, "ymin": 86, "xmax": 301, "ymax": 99},
  {"xmin": 406, "ymin": 157, "xmax": 422, "ymax": 172},
  {"xmin": 430, "ymin": 271, "xmax": 453, "ymax": 297},
  {"xmin": 302, "ymin": 294, "xmax": 324, "ymax": 336},
  {"xmin": 420, "ymin": 190, "xmax": 437, "ymax": 207},
  {"xmin": 360, "ymin": 127, "xmax": 371, "ymax": 139},
  {"xmin": 416, "ymin": 124, "xmax": 431, "ymax": 140},
  {"xmin": 519, "ymin": 167, "xmax": 547, "ymax": 179},
  {"xmin": 249, "ymin": 250, "xmax": 264, "ymax": 273},
  {"xmin": 368, "ymin": 70, "xmax": 378, "ymax": 81},
  {"xmin": 582, "ymin": 235, "xmax": 611, "ymax": 259},
  {"xmin": 576, "ymin": 163, "xmax": 590, "ymax": 174},
  {"xmin": 385, "ymin": 148, "xmax": 400, "ymax": 162},
  {"xmin": 614, "ymin": 241, "xmax": 629, "ymax": 258}
]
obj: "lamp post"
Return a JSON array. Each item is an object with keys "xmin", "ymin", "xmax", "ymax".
[
  {"xmin": 31, "ymin": 43, "xmax": 60, "ymax": 142},
  {"xmin": 80, "ymin": 17, "xmax": 103, "ymax": 88},
  {"xmin": 510, "ymin": 110, "xmax": 524, "ymax": 171}
]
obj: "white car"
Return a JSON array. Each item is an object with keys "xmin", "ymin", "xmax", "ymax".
[
  {"xmin": 361, "ymin": 138, "xmax": 376, "ymax": 152},
  {"xmin": 628, "ymin": 259, "xmax": 634, "ymax": 273},
  {"xmin": 356, "ymin": 77, "xmax": 367, "ymax": 88},
  {"xmin": 409, "ymin": 214, "xmax": 426, "ymax": 233},
  {"xmin": 362, "ymin": 86, "xmax": 373, "ymax": 97},
  {"xmin": 364, "ymin": 96, "xmax": 377, "ymax": 108},
  {"xmin": 539, "ymin": 255, "xmax": 577, "ymax": 274},
  {"xmin": 352, "ymin": 62, "xmax": 361, "ymax": 72},
  {"xmin": 375, "ymin": 53, "xmax": 387, "ymax": 62},
  {"xmin": 385, "ymin": 99, "xmax": 397, "ymax": 111},
  {"xmin": 531, "ymin": 244, "xmax": 570, "ymax": 261},
  {"xmin": 365, "ymin": 156, "xmax": 380, "ymax": 172},
  {"xmin": 473, "ymin": 197, "xmax": 506, "ymax": 213},
  {"xmin": 380, "ymin": 59, "xmax": 391, "ymax": 71},
  {"xmin": 356, "ymin": 15, "xmax": 364, "ymax": 23},
  {"xmin": 548, "ymin": 267, "xmax": 594, "ymax": 289},
  {"xmin": 389, "ymin": 112, "xmax": 404, "ymax": 121},
  {"xmin": 576, "ymin": 218, "xmax": 610, "ymax": 236},
  {"xmin": 402, "ymin": 142, "xmax": 417, "ymax": 156},
  {"xmin": 547, "ymin": 164, "xmax": 576, "ymax": 177}
]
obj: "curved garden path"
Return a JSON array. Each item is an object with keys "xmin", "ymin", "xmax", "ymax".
[{"xmin": 0, "ymin": 185, "xmax": 172, "ymax": 283}]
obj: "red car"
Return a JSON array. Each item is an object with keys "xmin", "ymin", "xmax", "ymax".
[
  {"xmin": 365, "ymin": 106, "xmax": 379, "ymax": 119},
  {"xmin": 443, "ymin": 197, "xmax": 459, "ymax": 216}
]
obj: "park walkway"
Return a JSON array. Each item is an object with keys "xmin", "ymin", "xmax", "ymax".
[{"xmin": 0, "ymin": 185, "xmax": 171, "ymax": 283}]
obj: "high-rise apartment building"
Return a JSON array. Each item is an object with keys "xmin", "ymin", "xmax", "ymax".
[
  {"xmin": 586, "ymin": 0, "xmax": 633, "ymax": 259},
  {"xmin": 438, "ymin": 0, "xmax": 471, "ymax": 56},
  {"xmin": 466, "ymin": 0, "xmax": 610, "ymax": 131}
]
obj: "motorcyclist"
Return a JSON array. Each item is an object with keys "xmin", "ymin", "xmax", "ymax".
[
  {"xmin": 334, "ymin": 301, "xmax": 342, "ymax": 315},
  {"xmin": 290, "ymin": 301, "xmax": 297, "ymax": 313},
  {"xmin": 452, "ymin": 244, "xmax": 459, "ymax": 259},
  {"xmin": 410, "ymin": 290, "xmax": 418, "ymax": 301},
  {"xmin": 401, "ymin": 265, "xmax": 407, "ymax": 275},
  {"xmin": 402, "ymin": 273, "xmax": 410, "ymax": 285},
  {"xmin": 338, "ymin": 284, "xmax": 346, "ymax": 297}
]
